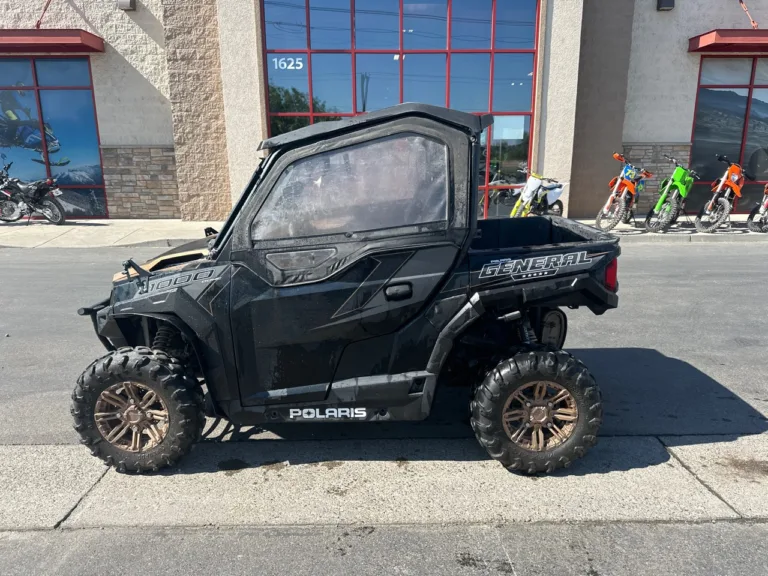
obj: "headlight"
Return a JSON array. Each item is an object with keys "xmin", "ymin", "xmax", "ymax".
[{"xmin": 731, "ymin": 173, "xmax": 740, "ymax": 182}]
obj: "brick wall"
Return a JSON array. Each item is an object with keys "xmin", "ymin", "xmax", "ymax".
[
  {"xmin": 622, "ymin": 143, "xmax": 691, "ymax": 213},
  {"xmin": 102, "ymin": 146, "xmax": 180, "ymax": 218}
]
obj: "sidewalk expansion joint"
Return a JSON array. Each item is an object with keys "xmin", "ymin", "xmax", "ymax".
[
  {"xmin": 656, "ymin": 436, "xmax": 743, "ymax": 519},
  {"xmin": 33, "ymin": 228, "xmax": 74, "ymax": 248},
  {"xmin": 53, "ymin": 466, "xmax": 110, "ymax": 530}
]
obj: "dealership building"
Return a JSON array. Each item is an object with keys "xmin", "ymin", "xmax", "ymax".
[{"xmin": 1, "ymin": 0, "xmax": 767, "ymax": 220}]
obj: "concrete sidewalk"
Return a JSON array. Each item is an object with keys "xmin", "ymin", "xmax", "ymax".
[
  {"xmin": 1, "ymin": 218, "xmax": 767, "ymax": 248},
  {"xmin": 2, "ymin": 433, "xmax": 766, "ymax": 531}
]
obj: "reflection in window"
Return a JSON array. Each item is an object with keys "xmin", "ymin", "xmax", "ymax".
[
  {"xmin": 356, "ymin": 54, "xmax": 399, "ymax": 112},
  {"xmin": 700, "ymin": 58, "xmax": 752, "ymax": 85},
  {"xmin": 745, "ymin": 89, "xmax": 768, "ymax": 181},
  {"xmin": 268, "ymin": 53, "xmax": 310, "ymax": 113},
  {"xmin": 264, "ymin": 0, "xmax": 307, "ymax": 49},
  {"xmin": 0, "ymin": 89, "xmax": 47, "ymax": 181},
  {"xmin": 756, "ymin": 59, "xmax": 768, "ymax": 84},
  {"xmin": 270, "ymin": 116, "xmax": 310, "ymax": 137},
  {"xmin": 311, "ymin": 54, "xmax": 352, "ymax": 112},
  {"xmin": 450, "ymin": 54, "xmax": 490, "ymax": 112},
  {"xmin": 0, "ymin": 58, "xmax": 33, "ymax": 87},
  {"xmin": 403, "ymin": 0, "xmax": 447, "ymax": 49},
  {"xmin": 495, "ymin": 0, "xmax": 537, "ymax": 49},
  {"xmin": 451, "ymin": 0, "xmax": 491, "ymax": 48},
  {"xmin": 252, "ymin": 134, "xmax": 448, "ymax": 240},
  {"xmin": 690, "ymin": 88, "xmax": 748, "ymax": 181},
  {"xmin": 492, "ymin": 54, "xmax": 534, "ymax": 112},
  {"xmin": 490, "ymin": 116, "xmax": 530, "ymax": 184},
  {"xmin": 404, "ymin": 54, "xmax": 445, "ymax": 106},
  {"xmin": 355, "ymin": 0, "xmax": 399, "ymax": 49},
  {"xmin": 39, "ymin": 90, "xmax": 103, "ymax": 184},
  {"xmin": 35, "ymin": 58, "xmax": 91, "ymax": 86},
  {"xmin": 309, "ymin": 0, "xmax": 350, "ymax": 49},
  {"xmin": 57, "ymin": 188, "xmax": 107, "ymax": 217}
]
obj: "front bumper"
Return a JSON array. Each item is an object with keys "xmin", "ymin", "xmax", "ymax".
[{"xmin": 78, "ymin": 297, "xmax": 114, "ymax": 351}]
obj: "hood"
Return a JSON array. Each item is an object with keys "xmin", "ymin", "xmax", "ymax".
[{"xmin": 112, "ymin": 236, "xmax": 214, "ymax": 283}]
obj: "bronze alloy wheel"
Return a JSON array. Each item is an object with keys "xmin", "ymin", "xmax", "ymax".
[
  {"xmin": 501, "ymin": 380, "xmax": 579, "ymax": 452},
  {"xmin": 94, "ymin": 381, "xmax": 170, "ymax": 452}
]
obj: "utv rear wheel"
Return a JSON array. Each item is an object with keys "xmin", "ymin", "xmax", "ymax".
[
  {"xmin": 71, "ymin": 347, "xmax": 204, "ymax": 473},
  {"xmin": 471, "ymin": 350, "xmax": 602, "ymax": 474}
]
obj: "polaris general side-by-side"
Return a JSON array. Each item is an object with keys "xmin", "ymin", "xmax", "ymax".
[{"xmin": 73, "ymin": 104, "xmax": 620, "ymax": 474}]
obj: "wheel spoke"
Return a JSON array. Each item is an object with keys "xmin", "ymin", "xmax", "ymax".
[
  {"xmin": 101, "ymin": 391, "xmax": 128, "ymax": 409},
  {"xmin": 549, "ymin": 389, "xmax": 570, "ymax": 405},
  {"xmin": 553, "ymin": 407, "xmax": 578, "ymax": 422},
  {"xmin": 106, "ymin": 421, "xmax": 130, "ymax": 443},
  {"xmin": 503, "ymin": 409, "xmax": 525, "ymax": 421},
  {"xmin": 130, "ymin": 428, "xmax": 142, "ymax": 452},
  {"xmin": 139, "ymin": 391, "xmax": 157, "ymax": 409},
  {"xmin": 533, "ymin": 382, "xmax": 547, "ymax": 401},
  {"xmin": 549, "ymin": 422, "xmax": 566, "ymax": 442},
  {"xmin": 146, "ymin": 410, "xmax": 168, "ymax": 420},
  {"xmin": 146, "ymin": 423, "xmax": 163, "ymax": 444},
  {"xmin": 530, "ymin": 425, "xmax": 545, "ymax": 451},
  {"xmin": 511, "ymin": 391, "xmax": 527, "ymax": 406},
  {"xmin": 509, "ymin": 423, "xmax": 528, "ymax": 443},
  {"xmin": 123, "ymin": 382, "xmax": 142, "ymax": 404},
  {"xmin": 94, "ymin": 411, "xmax": 121, "ymax": 422}
]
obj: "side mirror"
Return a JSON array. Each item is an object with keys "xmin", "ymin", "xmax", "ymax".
[{"xmin": 717, "ymin": 154, "xmax": 726, "ymax": 162}]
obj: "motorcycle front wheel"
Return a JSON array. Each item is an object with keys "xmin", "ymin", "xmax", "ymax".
[
  {"xmin": 594, "ymin": 194, "xmax": 627, "ymax": 232},
  {"xmin": 694, "ymin": 197, "xmax": 730, "ymax": 233},
  {"xmin": 0, "ymin": 199, "xmax": 22, "ymax": 222},
  {"xmin": 38, "ymin": 198, "xmax": 66, "ymax": 225},
  {"xmin": 644, "ymin": 196, "xmax": 678, "ymax": 233},
  {"xmin": 747, "ymin": 206, "xmax": 768, "ymax": 233}
]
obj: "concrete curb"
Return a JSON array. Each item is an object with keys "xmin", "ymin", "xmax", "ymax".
[{"xmin": 614, "ymin": 232, "xmax": 768, "ymax": 244}]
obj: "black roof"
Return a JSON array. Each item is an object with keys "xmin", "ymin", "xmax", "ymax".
[{"xmin": 258, "ymin": 103, "xmax": 494, "ymax": 151}]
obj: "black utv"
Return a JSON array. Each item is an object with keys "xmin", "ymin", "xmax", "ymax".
[{"xmin": 73, "ymin": 104, "xmax": 620, "ymax": 475}]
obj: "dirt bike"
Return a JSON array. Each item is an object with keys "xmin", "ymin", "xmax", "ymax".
[
  {"xmin": 694, "ymin": 155, "xmax": 755, "ymax": 233},
  {"xmin": 644, "ymin": 155, "xmax": 700, "ymax": 233},
  {"xmin": 0, "ymin": 154, "xmax": 66, "ymax": 225},
  {"xmin": 746, "ymin": 183, "xmax": 768, "ymax": 233},
  {"xmin": 509, "ymin": 169, "xmax": 565, "ymax": 217},
  {"xmin": 595, "ymin": 153, "xmax": 652, "ymax": 232}
]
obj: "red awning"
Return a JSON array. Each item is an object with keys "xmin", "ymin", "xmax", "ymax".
[
  {"xmin": 0, "ymin": 29, "xmax": 104, "ymax": 53},
  {"xmin": 689, "ymin": 29, "xmax": 768, "ymax": 53}
]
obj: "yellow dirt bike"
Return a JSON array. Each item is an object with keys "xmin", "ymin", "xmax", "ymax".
[{"xmin": 510, "ymin": 170, "xmax": 566, "ymax": 218}]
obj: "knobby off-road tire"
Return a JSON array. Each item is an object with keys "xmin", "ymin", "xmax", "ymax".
[
  {"xmin": 594, "ymin": 196, "xmax": 627, "ymax": 232},
  {"xmin": 694, "ymin": 197, "xmax": 730, "ymax": 233},
  {"xmin": 645, "ymin": 196, "xmax": 679, "ymax": 233},
  {"xmin": 747, "ymin": 206, "xmax": 768, "ymax": 233},
  {"xmin": 39, "ymin": 198, "xmax": 66, "ymax": 225},
  {"xmin": 470, "ymin": 349, "xmax": 602, "ymax": 474},
  {"xmin": 71, "ymin": 347, "xmax": 204, "ymax": 473}
]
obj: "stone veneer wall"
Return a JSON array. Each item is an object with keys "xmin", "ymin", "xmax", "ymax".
[
  {"xmin": 162, "ymin": 0, "xmax": 231, "ymax": 221},
  {"xmin": 102, "ymin": 147, "xmax": 180, "ymax": 218},
  {"xmin": 622, "ymin": 143, "xmax": 692, "ymax": 213}
]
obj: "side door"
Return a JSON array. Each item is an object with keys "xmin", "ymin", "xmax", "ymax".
[{"xmin": 228, "ymin": 118, "xmax": 472, "ymax": 407}]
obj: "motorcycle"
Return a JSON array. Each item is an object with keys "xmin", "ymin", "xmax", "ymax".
[
  {"xmin": 595, "ymin": 153, "xmax": 653, "ymax": 232},
  {"xmin": 0, "ymin": 155, "xmax": 66, "ymax": 225},
  {"xmin": 509, "ymin": 169, "xmax": 565, "ymax": 217},
  {"xmin": 746, "ymin": 183, "xmax": 768, "ymax": 233},
  {"xmin": 694, "ymin": 155, "xmax": 755, "ymax": 233},
  {"xmin": 644, "ymin": 155, "xmax": 700, "ymax": 233}
]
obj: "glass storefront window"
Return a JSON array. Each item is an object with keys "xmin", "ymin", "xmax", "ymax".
[
  {"xmin": 689, "ymin": 57, "xmax": 768, "ymax": 213},
  {"xmin": 311, "ymin": 54, "xmax": 352, "ymax": 112},
  {"xmin": 264, "ymin": 0, "xmax": 307, "ymax": 49},
  {"xmin": 403, "ymin": 0, "xmax": 447, "ymax": 50},
  {"xmin": 309, "ymin": 0, "xmax": 350, "ymax": 49},
  {"xmin": 262, "ymin": 1, "xmax": 539, "ymax": 218},
  {"xmin": 355, "ymin": 0, "xmax": 399, "ymax": 49},
  {"xmin": 490, "ymin": 116, "xmax": 530, "ymax": 183},
  {"xmin": 0, "ymin": 57, "xmax": 105, "ymax": 216},
  {"xmin": 450, "ymin": 53, "xmax": 490, "ymax": 112},
  {"xmin": 451, "ymin": 0, "xmax": 491, "ymax": 49},
  {"xmin": 356, "ymin": 54, "xmax": 399, "ymax": 112},
  {"xmin": 404, "ymin": 54, "xmax": 445, "ymax": 107}
]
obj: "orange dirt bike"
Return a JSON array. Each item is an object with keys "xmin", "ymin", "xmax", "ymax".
[
  {"xmin": 746, "ymin": 183, "xmax": 768, "ymax": 233},
  {"xmin": 694, "ymin": 155, "xmax": 755, "ymax": 233},
  {"xmin": 594, "ymin": 153, "xmax": 653, "ymax": 232}
]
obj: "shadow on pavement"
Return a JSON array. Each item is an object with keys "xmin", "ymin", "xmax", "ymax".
[{"xmin": 188, "ymin": 347, "xmax": 766, "ymax": 476}]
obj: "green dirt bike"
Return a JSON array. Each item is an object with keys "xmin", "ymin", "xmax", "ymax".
[{"xmin": 644, "ymin": 155, "xmax": 700, "ymax": 233}]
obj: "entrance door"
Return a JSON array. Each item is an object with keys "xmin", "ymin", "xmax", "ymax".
[{"xmin": 228, "ymin": 127, "xmax": 464, "ymax": 406}]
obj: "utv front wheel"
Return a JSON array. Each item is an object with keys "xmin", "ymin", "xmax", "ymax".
[
  {"xmin": 471, "ymin": 350, "xmax": 602, "ymax": 474},
  {"xmin": 71, "ymin": 347, "xmax": 204, "ymax": 473}
]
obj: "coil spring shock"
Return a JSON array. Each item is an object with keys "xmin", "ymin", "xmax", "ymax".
[
  {"xmin": 518, "ymin": 316, "xmax": 537, "ymax": 345},
  {"xmin": 152, "ymin": 324, "xmax": 176, "ymax": 351}
]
